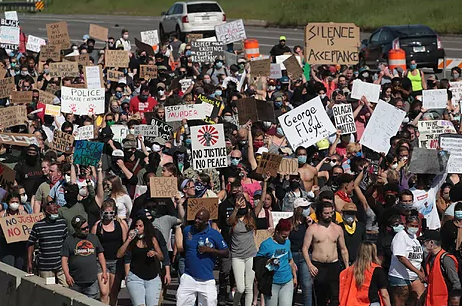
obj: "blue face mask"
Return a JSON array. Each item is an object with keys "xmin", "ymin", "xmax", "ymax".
[
  {"xmin": 298, "ymin": 155, "xmax": 307, "ymax": 164},
  {"xmin": 355, "ymin": 151, "xmax": 363, "ymax": 158},
  {"xmin": 455, "ymin": 211, "xmax": 462, "ymax": 220},
  {"xmin": 392, "ymin": 224, "xmax": 404, "ymax": 233},
  {"xmin": 410, "ymin": 64, "xmax": 417, "ymax": 70},
  {"xmin": 407, "ymin": 227, "xmax": 419, "ymax": 236},
  {"xmin": 302, "ymin": 208, "xmax": 311, "ymax": 217},
  {"xmin": 215, "ymin": 90, "xmax": 222, "ymax": 97},
  {"xmin": 185, "ymin": 138, "xmax": 191, "ymax": 146},
  {"xmin": 274, "ymin": 101, "xmax": 282, "ymax": 108},
  {"xmin": 185, "ymin": 50, "xmax": 192, "ymax": 57},
  {"xmin": 115, "ymin": 92, "xmax": 123, "ymax": 99},
  {"xmin": 216, "ymin": 62, "xmax": 223, "ymax": 69},
  {"xmin": 276, "ymin": 127, "xmax": 284, "ymax": 136},
  {"xmin": 276, "ymin": 85, "xmax": 281, "ymax": 90},
  {"xmin": 231, "ymin": 158, "xmax": 240, "ymax": 166}
]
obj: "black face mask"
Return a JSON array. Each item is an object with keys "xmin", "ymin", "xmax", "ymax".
[
  {"xmin": 25, "ymin": 154, "xmax": 37, "ymax": 165},
  {"xmin": 112, "ymin": 157, "xmax": 123, "ymax": 164},
  {"xmin": 124, "ymin": 149, "xmax": 134, "ymax": 159},
  {"xmin": 290, "ymin": 180, "xmax": 300, "ymax": 190},
  {"xmin": 64, "ymin": 192, "xmax": 78, "ymax": 206},
  {"xmin": 87, "ymin": 46, "xmax": 94, "ymax": 53},
  {"xmin": 384, "ymin": 194, "xmax": 397, "ymax": 208},
  {"xmin": 237, "ymin": 207, "xmax": 247, "ymax": 217},
  {"xmin": 139, "ymin": 56, "xmax": 147, "ymax": 63}
]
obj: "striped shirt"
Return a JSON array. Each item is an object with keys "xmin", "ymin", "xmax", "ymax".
[{"xmin": 28, "ymin": 218, "xmax": 68, "ymax": 271}]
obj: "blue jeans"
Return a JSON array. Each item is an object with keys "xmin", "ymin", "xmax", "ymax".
[
  {"xmin": 292, "ymin": 251, "xmax": 312, "ymax": 306},
  {"xmin": 70, "ymin": 280, "xmax": 99, "ymax": 299},
  {"xmin": 126, "ymin": 271, "xmax": 161, "ymax": 306},
  {"xmin": 265, "ymin": 279, "xmax": 294, "ymax": 306}
]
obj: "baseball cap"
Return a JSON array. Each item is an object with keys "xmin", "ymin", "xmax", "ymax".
[
  {"xmin": 419, "ymin": 230, "xmax": 441, "ymax": 241},
  {"xmin": 256, "ymin": 147, "xmax": 269, "ymax": 155},
  {"xmin": 153, "ymin": 137, "xmax": 166, "ymax": 146},
  {"xmin": 71, "ymin": 215, "xmax": 87, "ymax": 229},
  {"xmin": 82, "ymin": 34, "xmax": 90, "ymax": 40},
  {"xmin": 316, "ymin": 139, "xmax": 330, "ymax": 150},
  {"xmin": 294, "ymin": 198, "xmax": 311, "ymax": 209},
  {"xmin": 123, "ymin": 140, "xmax": 137, "ymax": 149},
  {"xmin": 279, "ymin": 36, "xmax": 286, "ymax": 41},
  {"xmin": 112, "ymin": 149, "xmax": 124, "ymax": 157},
  {"xmin": 342, "ymin": 202, "xmax": 358, "ymax": 212}
]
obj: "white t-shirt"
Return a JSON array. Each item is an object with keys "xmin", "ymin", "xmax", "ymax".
[
  {"xmin": 113, "ymin": 194, "xmax": 133, "ymax": 219},
  {"xmin": 410, "ymin": 188, "xmax": 440, "ymax": 230},
  {"xmin": 388, "ymin": 230, "xmax": 423, "ymax": 280}
]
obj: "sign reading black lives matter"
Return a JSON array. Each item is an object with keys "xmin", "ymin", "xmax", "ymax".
[
  {"xmin": 190, "ymin": 41, "xmax": 224, "ymax": 64},
  {"xmin": 191, "ymin": 124, "xmax": 227, "ymax": 171},
  {"xmin": 332, "ymin": 104, "xmax": 356, "ymax": 135},
  {"xmin": 305, "ymin": 23, "xmax": 360, "ymax": 65},
  {"xmin": 0, "ymin": 19, "xmax": 20, "ymax": 50}
]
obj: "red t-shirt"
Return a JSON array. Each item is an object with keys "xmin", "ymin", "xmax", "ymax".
[{"xmin": 129, "ymin": 96, "xmax": 158, "ymax": 123}]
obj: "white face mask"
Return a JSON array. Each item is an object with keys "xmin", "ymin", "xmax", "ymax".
[
  {"xmin": 79, "ymin": 188, "xmax": 88, "ymax": 198},
  {"xmin": 329, "ymin": 161, "xmax": 336, "ymax": 167},
  {"xmin": 268, "ymin": 85, "xmax": 276, "ymax": 91},
  {"xmin": 152, "ymin": 144, "xmax": 162, "ymax": 152},
  {"xmin": 320, "ymin": 94, "xmax": 326, "ymax": 99},
  {"xmin": 391, "ymin": 162, "xmax": 398, "ymax": 170},
  {"xmin": 20, "ymin": 195, "xmax": 28, "ymax": 204},
  {"xmin": 158, "ymin": 90, "xmax": 165, "ymax": 96},
  {"xmin": 123, "ymin": 34, "xmax": 129, "ymax": 40},
  {"xmin": 223, "ymin": 115, "xmax": 233, "ymax": 122},
  {"xmin": 129, "ymin": 129, "xmax": 135, "ymax": 135},
  {"xmin": 9, "ymin": 202, "xmax": 20, "ymax": 211},
  {"xmin": 64, "ymin": 174, "xmax": 71, "ymax": 182}
]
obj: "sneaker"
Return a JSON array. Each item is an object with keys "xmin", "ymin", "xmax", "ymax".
[{"xmin": 227, "ymin": 290, "xmax": 235, "ymax": 302}]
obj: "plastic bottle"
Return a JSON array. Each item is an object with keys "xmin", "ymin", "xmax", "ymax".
[{"xmin": 198, "ymin": 236, "xmax": 205, "ymax": 254}]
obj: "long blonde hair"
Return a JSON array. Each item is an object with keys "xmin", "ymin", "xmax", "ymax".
[{"xmin": 353, "ymin": 242, "xmax": 380, "ymax": 288}]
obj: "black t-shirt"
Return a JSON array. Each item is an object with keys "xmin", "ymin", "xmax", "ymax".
[
  {"xmin": 441, "ymin": 220, "xmax": 458, "ymax": 255},
  {"xmin": 129, "ymin": 245, "xmax": 160, "ymax": 280},
  {"xmin": 369, "ymin": 267, "xmax": 388, "ymax": 303},
  {"xmin": 14, "ymin": 161, "xmax": 45, "ymax": 198},
  {"xmin": 376, "ymin": 230, "xmax": 395, "ymax": 272},
  {"xmin": 289, "ymin": 221, "xmax": 308, "ymax": 253},
  {"xmin": 340, "ymin": 222, "xmax": 367, "ymax": 263},
  {"xmin": 217, "ymin": 196, "xmax": 236, "ymax": 244}
]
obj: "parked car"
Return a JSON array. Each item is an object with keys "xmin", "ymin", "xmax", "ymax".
[
  {"xmin": 159, "ymin": 1, "xmax": 226, "ymax": 41},
  {"xmin": 359, "ymin": 24, "xmax": 445, "ymax": 73}
]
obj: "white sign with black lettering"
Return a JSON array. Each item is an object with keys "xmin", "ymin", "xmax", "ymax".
[
  {"xmin": 76, "ymin": 125, "xmax": 94, "ymax": 140},
  {"xmin": 422, "ymin": 89, "xmax": 448, "ymax": 109},
  {"xmin": 134, "ymin": 124, "xmax": 158, "ymax": 137},
  {"xmin": 351, "ymin": 79, "xmax": 381, "ymax": 103},
  {"xmin": 26, "ymin": 35, "xmax": 46, "ymax": 53},
  {"xmin": 270, "ymin": 64, "xmax": 282, "ymax": 79},
  {"xmin": 140, "ymin": 30, "xmax": 159, "ymax": 46},
  {"xmin": 449, "ymin": 82, "xmax": 462, "ymax": 106},
  {"xmin": 191, "ymin": 124, "xmax": 227, "ymax": 170},
  {"xmin": 440, "ymin": 135, "xmax": 462, "ymax": 174},
  {"xmin": 61, "ymin": 87, "xmax": 105, "ymax": 115},
  {"xmin": 214, "ymin": 19, "xmax": 246, "ymax": 44},
  {"xmin": 332, "ymin": 104, "xmax": 356, "ymax": 135}
]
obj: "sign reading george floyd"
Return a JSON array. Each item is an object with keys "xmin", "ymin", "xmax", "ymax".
[
  {"xmin": 73, "ymin": 140, "xmax": 104, "ymax": 167},
  {"xmin": 187, "ymin": 198, "xmax": 219, "ymax": 221},
  {"xmin": 50, "ymin": 130, "xmax": 74, "ymax": 154},
  {"xmin": 150, "ymin": 177, "xmax": 178, "ymax": 198},
  {"xmin": 191, "ymin": 124, "xmax": 227, "ymax": 170},
  {"xmin": 305, "ymin": 23, "xmax": 360, "ymax": 65},
  {"xmin": 278, "ymin": 96, "xmax": 336, "ymax": 149},
  {"xmin": 46, "ymin": 21, "xmax": 70, "ymax": 49},
  {"xmin": 105, "ymin": 50, "xmax": 130, "ymax": 68},
  {"xmin": 332, "ymin": 104, "xmax": 356, "ymax": 135},
  {"xmin": 190, "ymin": 41, "xmax": 224, "ymax": 64},
  {"xmin": 0, "ymin": 213, "xmax": 45, "ymax": 243}
]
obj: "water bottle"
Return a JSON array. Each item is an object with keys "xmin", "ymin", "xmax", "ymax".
[
  {"xmin": 184, "ymin": 124, "xmax": 190, "ymax": 136},
  {"xmin": 129, "ymin": 229, "xmax": 138, "ymax": 239},
  {"xmin": 197, "ymin": 236, "xmax": 205, "ymax": 254}
]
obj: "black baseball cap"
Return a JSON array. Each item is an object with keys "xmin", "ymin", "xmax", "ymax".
[{"xmin": 419, "ymin": 230, "xmax": 441, "ymax": 241}]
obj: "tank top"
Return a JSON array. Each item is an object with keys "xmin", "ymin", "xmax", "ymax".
[
  {"xmin": 130, "ymin": 245, "xmax": 159, "ymax": 280},
  {"xmin": 96, "ymin": 221, "xmax": 123, "ymax": 260},
  {"xmin": 255, "ymin": 208, "xmax": 270, "ymax": 230},
  {"xmin": 407, "ymin": 69, "xmax": 423, "ymax": 91}
]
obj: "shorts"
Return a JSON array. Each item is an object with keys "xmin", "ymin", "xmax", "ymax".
[
  {"xmin": 388, "ymin": 275, "xmax": 414, "ymax": 287},
  {"xmin": 98, "ymin": 259, "xmax": 124, "ymax": 275}
]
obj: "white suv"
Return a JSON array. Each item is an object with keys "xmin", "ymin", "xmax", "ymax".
[{"xmin": 159, "ymin": 1, "xmax": 226, "ymax": 41}]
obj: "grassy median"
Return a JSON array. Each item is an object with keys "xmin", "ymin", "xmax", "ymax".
[{"xmin": 44, "ymin": 0, "xmax": 462, "ymax": 34}]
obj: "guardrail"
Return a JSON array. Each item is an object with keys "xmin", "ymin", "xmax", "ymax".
[{"xmin": 0, "ymin": 0, "xmax": 44, "ymax": 12}]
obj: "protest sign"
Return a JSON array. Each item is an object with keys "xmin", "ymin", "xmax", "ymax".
[
  {"xmin": 105, "ymin": 50, "xmax": 129, "ymax": 68},
  {"xmin": 49, "ymin": 62, "xmax": 79, "ymax": 78},
  {"xmin": 332, "ymin": 104, "xmax": 356, "ymax": 135},
  {"xmin": 0, "ymin": 162, "xmax": 15, "ymax": 188},
  {"xmin": 186, "ymin": 33, "xmax": 203, "ymax": 42},
  {"xmin": 256, "ymin": 99, "xmax": 276, "ymax": 122},
  {"xmin": 179, "ymin": 78, "xmax": 194, "ymax": 93},
  {"xmin": 0, "ymin": 105, "xmax": 27, "ymax": 128},
  {"xmin": 110, "ymin": 125, "xmax": 129, "ymax": 143},
  {"xmin": 134, "ymin": 185, "xmax": 148, "ymax": 200},
  {"xmin": 0, "ymin": 19, "xmax": 19, "ymax": 49},
  {"xmin": 40, "ymin": 45, "xmax": 61, "ymax": 62},
  {"xmin": 283, "ymin": 55, "xmax": 303, "ymax": 80},
  {"xmin": 422, "ymin": 89, "xmax": 448, "ymax": 109},
  {"xmin": 89, "ymin": 24, "xmax": 108, "ymax": 41},
  {"xmin": 450, "ymin": 81, "xmax": 462, "ymax": 106},
  {"xmin": 270, "ymin": 63, "xmax": 283, "ymax": 79},
  {"xmin": 418, "ymin": 120, "xmax": 456, "ymax": 149},
  {"xmin": 0, "ymin": 133, "xmax": 38, "ymax": 147},
  {"xmin": 61, "ymin": 87, "xmax": 105, "ymax": 115},
  {"xmin": 250, "ymin": 58, "xmax": 271, "ymax": 76},
  {"xmin": 84, "ymin": 65, "xmax": 104, "ymax": 89},
  {"xmin": 46, "ymin": 21, "xmax": 70, "ymax": 49},
  {"xmin": 196, "ymin": 93, "xmax": 223, "ymax": 123},
  {"xmin": 237, "ymin": 98, "xmax": 258, "ymax": 122},
  {"xmin": 198, "ymin": 36, "xmax": 218, "ymax": 42},
  {"xmin": 409, "ymin": 147, "xmax": 449, "ymax": 175},
  {"xmin": 65, "ymin": 54, "xmax": 91, "ymax": 67},
  {"xmin": 45, "ymin": 104, "xmax": 61, "ymax": 117},
  {"xmin": 275, "ymin": 55, "xmax": 302, "ymax": 70},
  {"xmin": 140, "ymin": 65, "xmax": 158, "ymax": 80},
  {"xmin": 256, "ymin": 153, "xmax": 283, "ymax": 177},
  {"xmin": 271, "ymin": 211, "xmax": 294, "ymax": 227},
  {"xmin": 76, "ymin": 125, "xmax": 94, "ymax": 140},
  {"xmin": 26, "ymin": 35, "xmax": 46, "ymax": 53},
  {"xmin": 107, "ymin": 70, "xmax": 124, "ymax": 82},
  {"xmin": 165, "ymin": 104, "xmax": 207, "ymax": 122},
  {"xmin": 0, "ymin": 66, "xmax": 6, "ymax": 79},
  {"xmin": 4, "ymin": 11, "xmax": 17, "ymax": 21},
  {"xmin": 73, "ymin": 140, "xmax": 104, "ymax": 167},
  {"xmin": 190, "ymin": 41, "xmax": 224, "ymax": 64},
  {"xmin": 351, "ymin": 79, "xmax": 381, "ymax": 102},
  {"xmin": 187, "ymin": 198, "xmax": 219, "ymax": 221},
  {"xmin": 360, "ymin": 100, "xmax": 405, "ymax": 153},
  {"xmin": 278, "ymin": 158, "xmax": 299, "ymax": 175},
  {"xmin": 11, "ymin": 91, "xmax": 32, "ymax": 104},
  {"xmin": 134, "ymin": 124, "xmax": 158, "ymax": 137},
  {"xmin": 140, "ymin": 30, "xmax": 159, "ymax": 46},
  {"xmin": 0, "ymin": 213, "xmax": 45, "ymax": 243},
  {"xmin": 50, "ymin": 130, "xmax": 74, "ymax": 154},
  {"xmin": 304, "ymin": 23, "xmax": 360, "ymax": 65},
  {"xmin": 149, "ymin": 177, "xmax": 178, "ymax": 198},
  {"xmin": 134, "ymin": 38, "xmax": 154, "ymax": 57},
  {"xmin": 146, "ymin": 116, "xmax": 173, "ymax": 141},
  {"xmin": 0, "ymin": 77, "xmax": 14, "ymax": 98},
  {"xmin": 38, "ymin": 90, "xmax": 58, "ymax": 105},
  {"xmin": 215, "ymin": 19, "xmax": 246, "ymax": 44},
  {"xmin": 440, "ymin": 134, "xmax": 462, "ymax": 174},
  {"xmin": 278, "ymin": 96, "xmax": 336, "ymax": 149},
  {"xmin": 191, "ymin": 124, "xmax": 227, "ymax": 170}
]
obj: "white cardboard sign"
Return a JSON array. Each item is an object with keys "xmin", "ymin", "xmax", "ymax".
[
  {"xmin": 422, "ymin": 89, "xmax": 448, "ymax": 109},
  {"xmin": 85, "ymin": 66, "xmax": 103, "ymax": 89},
  {"xmin": 270, "ymin": 64, "xmax": 282, "ymax": 79},
  {"xmin": 332, "ymin": 104, "xmax": 356, "ymax": 135},
  {"xmin": 26, "ymin": 35, "xmax": 46, "ymax": 53},
  {"xmin": 214, "ymin": 19, "xmax": 246, "ymax": 44},
  {"xmin": 165, "ymin": 104, "xmax": 207, "ymax": 122},
  {"xmin": 76, "ymin": 125, "xmax": 94, "ymax": 140},
  {"xmin": 134, "ymin": 124, "xmax": 159, "ymax": 137},
  {"xmin": 61, "ymin": 87, "xmax": 105, "ymax": 115},
  {"xmin": 140, "ymin": 30, "xmax": 159, "ymax": 46},
  {"xmin": 351, "ymin": 79, "xmax": 381, "ymax": 103},
  {"xmin": 440, "ymin": 135, "xmax": 462, "ymax": 174}
]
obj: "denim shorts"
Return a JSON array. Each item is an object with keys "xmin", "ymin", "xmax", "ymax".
[
  {"xmin": 388, "ymin": 275, "xmax": 413, "ymax": 286},
  {"xmin": 98, "ymin": 259, "xmax": 124, "ymax": 275}
]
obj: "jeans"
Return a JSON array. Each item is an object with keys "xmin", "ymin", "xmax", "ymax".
[
  {"xmin": 177, "ymin": 273, "xmax": 217, "ymax": 306},
  {"xmin": 178, "ymin": 256, "xmax": 186, "ymax": 281},
  {"xmin": 70, "ymin": 280, "xmax": 99, "ymax": 299},
  {"xmin": 292, "ymin": 251, "xmax": 312, "ymax": 306},
  {"xmin": 265, "ymin": 279, "xmax": 294, "ymax": 306},
  {"xmin": 126, "ymin": 271, "xmax": 161, "ymax": 306},
  {"xmin": 312, "ymin": 261, "xmax": 340, "ymax": 306},
  {"xmin": 232, "ymin": 257, "xmax": 255, "ymax": 306},
  {"xmin": 218, "ymin": 252, "xmax": 233, "ymax": 298}
]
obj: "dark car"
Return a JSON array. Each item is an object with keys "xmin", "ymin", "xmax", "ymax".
[{"xmin": 360, "ymin": 24, "xmax": 445, "ymax": 73}]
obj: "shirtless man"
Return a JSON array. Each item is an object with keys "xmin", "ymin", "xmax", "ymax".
[
  {"xmin": 302, "ymin": 199, "xmax": 349, "ymax": 306},
  {"xmin": 295, "ymin": 147, "xmax": 318, "ymax": 192}
]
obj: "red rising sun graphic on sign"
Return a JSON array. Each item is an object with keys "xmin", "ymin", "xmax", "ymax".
[{"xmin": 197, "ymin": 125, "xmax": 219, "ymax": 147}]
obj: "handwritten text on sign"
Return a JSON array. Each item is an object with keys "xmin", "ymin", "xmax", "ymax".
[
  {"xmin": 140, "ymin": 30, "xmax": 159, "ymax": 46},
  {"xmin": 73, "ymin": 140, "xmax": 104, "ymax": 167},
  {"xmin": 190, "ymin": 41, "xmax": 224, "ymax": 64},
  {"xmin": 450, "ymin": 81, "xmax": 462, "ymax": 107},
  {"xmin": 76, "ymin": 125, "xmax": 94, "ymax": 140},
  {"xmin": 256, "ymin": 153, "xmax": 283, "ymax": 177},
  {"xmin": 61, "ymin": 87, "xmax": 105, "ymax": 115},
  {"xmin": 422, "ymin": 89, "xmax": 448, "ymax": 109},
  {"xmin": 46, "ymin": 21, "xmax": 70, "ymax": 49},
  {"xmin": 150, "ymin": 177, "xmax": 178, "ymax": 198},
  {"xmin": 191, "ymin": 124, "xmax": 227, "ymax": 170},
  {"xmin": 440, "ymin": 135, "xmax": 462, "ymax": 174},
  {"xmin": 418, "ymin": 120, "xmax": 456, "ymax": 149},
  {"xmin": 215, "ymin": 19, "xmax": 246, "ymax": 44},
  {"xmin": 165, "ymin": 104, "xmax": 206, "ymax": 122},
  {"xmin": 333, "ymin": 104, "xmax": 356, "ymax": 135},
  {"xmin": 0, "ymin": 133, "xmax": 38, "ymax": 147},
  {"xmin": 134, "ymin": 124, "xmax": 158, "ymax": 137},
  {"xmin": 278, "ymin": 96, "xmax": 336, "ymax": 149},
  {"xmin": 26, "ymin": 35, "xmax": 46, "ymax": 53},
  {"xmin": 351, "ymin": 79, "xmax": 381, "ymax": 103},
  {"xmin": 0, "ymin": 162, "xmax": 15, "ymax": 187},
  {"xmin": 50, "ymin": 130, "xmax": 74, "ymax": 154},
  {"xmin": 0, "ymin": 213, "xmax": 44, "ymax": 243},
  {"xmin": 187, "ymin": 198, "xmax": 219, "ymax": 221}
]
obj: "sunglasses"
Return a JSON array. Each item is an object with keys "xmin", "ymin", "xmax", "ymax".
[
  {"xmin": 103, "ymin": 211, "xmax": 115, "ymax": 215},
  {"xmin": 81, "ymin": 226, "xmax": 89, "ymax": 230},
  {"xmin": 231, "ymin": 157, "xmax": 240, "ymax": 160}
]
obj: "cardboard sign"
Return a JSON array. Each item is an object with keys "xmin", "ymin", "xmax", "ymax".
[
  {"xmin": 11, "ymin": 91, "xmax": 33, "ymax": 104},
  {"xmin": 4, "ymin": 11, "xmax": 18, "ymax": 21},
  {"xmin": 250, "ymin": 58, "xmax": 271, "ymax": 76},
  {"xmin": 140, "ymin": 30, "xmax": 159, "ymax": 46},
  {"xmin": 89, "ymin": 24, "xmax": 109, "ymax": 41},
  {"xmin": 40, "ymin": 45, "xmax": 61, "ymax": 62},
  {"xmin": 440, "ymin": 134, "xmax": 462, "ymax": 174},
  {"xmin": 140, "ymin": 65, "xmax": 158, "ymax": 80},
  {"xmin": 61, "ymin": 87, "xmax": 105, "ymax": 115},
  {"xmin": 360, "ymin": 100, "xmax": 406, "ymax": 153},
  {"xmin": 282, "ymin": 55, "xmax": 303, "ymax": 80},
  {"xmin": 418, "ymin": 120, "xmax": 456, "ymax": 149},
  {"xmin": 278, "ymin": 158, "xmax": 299, "ymax": 175},
  {"xmin": 49, "ymin": 62, "xmax": 79, "ymax": 78},
  {"xmin": 0, "ymin": 19, "xmax": 20, "ymax": 48},
  {"xmin": 187, "ymin": 198, "xmax": 219, "ymax": 221},
  {"xmin": 165, "ymin": 104, "xmax": 207, "ymax": 122},
  {"xmin": 351, "ymin": 79, "xmax": 381, "ymax": 102},
  {"xmin": 191, "ymin": 124, "xmax": 227, "ymax": 170},
  {"xmin": 149, "ymin": 177, "xmax": 178, "ymax": 198},
  {"xmin": 271, "ymin": 211, "xmax": 294, "ymax": 227},
  {"xmin": 146, "ymin": 116, "xmax": 173, "ymax": 141},
  {"xmin": 45, "ymin": 104, "xmax": 61, "ymax": 117},
  {"xmin": 270, "ymin": 63, "xmax": 282, "ymax": 79},
  {"xmin": 186, "ymin": 33, "xmax": 203, "ymax": 42},
  {"xmin": 304, "ymin": 23, "xmax": 360, "ymax": 64},
  {"xmin": 46, "ymin": 21, "xmax": 70, "ymax": 49},
  {"xmin": 0, "ymin": 77, "xmax": 14, "ymax": 98},
  {"xmin": 26, "ymin": 35, "xmax": 46, "ymax": 53},
  {"xmin": 276, "ymin": 54, "xmax": 302, "ymax": 70},
  {"xmin": 256, "ymin": 99, "xmax": 276, "ymax": 123},
  {"xmin": 215, "ymin": 19, "xmax": 246, "ymax": 44},
  {"xmin": 409, "ymin": 147, "xmax": 449, "ymax": 175},
  {"xmin": 0, "ymin": 65, "xmax": 6, "ymax": 79},
  {"xmin": 0, "ymin": 133, "xmax": 38, "ymax": 146},
  {"xmin": 134, "ymin": 38, "xmax": 155, "ymax": 57},
  {"xmin": 84, "ymin": 65, "xmax": 104, "ymax": 89},
  {"xmin": 332, "ymin": 104, "xmax": 356, "ymax": 135},
  {"xmin": 236, "ymin": 98, "xmax": 275, "ymax": 123},
  {"xmin": 190, "ymin": 41, "xmax": 224, "ymax": 64},
  {"xmin": 0, "ymin": 162, "xmax": 15, "ymax": 188},
  {"xmin": 49, "ymin": 130, "xmax": 74, "ymax": 154},
  {"xmin": 76, "ymin": 125, "xmax": 94, "ymax": 140},
  {"xmin": 0, "ymin": 105, "xmax": 27, "ymax": 128},
  {"xmin": 278, "ymin": 96, "xmax": 336, "ymax": 149},
  {"xmin": 107, "ymin": 70, "xmax": 124, "ymax": 82},
  {"xmin": 134, "ymin": 124, "xmax": 158, "ymax": 137},
  {"xmin": 38, "ymin": 90, "xmax": 58, "ymax": 105},
  {"xmin": 105, "ymin": 50, "xmax": 129, "ymax": 68},
  {"xmin": 65, "ymin": 54, "xmax": 91, "ymax": 67},
  {"xmin": 196, "ymin": 93, "xmax": 223, "ymax": 122},
  {"xmin": 450, "ymin": 81, "xmax": 462, "ymax": 106},
  {"xmin": 0, "ymin": 213, "xmax": 45, "ymax": 243},
  {"xmin": 256, "ymin": 152, "xmax": 283, "ymax": 177},
  {"xmin": 73, "ymin": 140, "xmax": 104, "ymax": 167},
  {"xmin": 422, "ymin": 89, "xmax": 448, "ymax": 109}
]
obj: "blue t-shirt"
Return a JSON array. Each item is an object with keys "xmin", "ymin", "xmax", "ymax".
[
  {"xmin": 257, "ymin": 237, "xmax": 293, "ymax": 284},
  {"xmin": 49, "ymin": 180, "xmax": 66, "ymax": 207},
  {"xmin": 183, "ymin": 225, "xmax": 228, "ymax": 281}
]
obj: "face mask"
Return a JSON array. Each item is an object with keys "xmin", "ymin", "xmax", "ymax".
[
  {"xmin": 268, "ymin": 85, "xmax": 276, "ymax": 91},
  {"xmin": 453, "ymin": 73, "xmax": 460, "ymax": 79},
  {"xmin": 253, "ymin": 141, "xmax": 264, "ymax": 150},
  {"xmin": 139, "ymin": 94, "xmax": 149, "ymax": 102},
  {"xmin": 123, "ymin": 34, "xmax": 129, "ymax": 40},
  {"xmin": 302, "ymin": 208, "xmax": 311, "ymax": 217},
  {"xmin": 231, "ymin": 158, "xmax": 240, "ymax": 166},
  {"xmin": 289, "ymin": 180, "xmax": 300, "ymax": 190},
  {"xmin": 64, "ymin": 174, "xmax": 71, "ymax": 183},
  {"xmin": 106, "ymin": 120, "xmax": 115, "ymax": 126},
  {"xmin": 152, "ymin": 144, "xmax": 162, "ymax": 152},
  {"xmin": 9, "ymin": 202, "xmax": 20, "ymax": 211},
  {"xmin": 407, "ymin": 227, "xmax": 418, "ymax": 235},
  {"xmin": 455, "ymin": 211, "xmax": 462, "ymax": 220},
  {"xmin": 103, "ymin": 213, "xmax": 114, "ymax": 221},
  {"xmin": 329, "ymin": 161, "xmax": 336, "ymax": 167},
  {"xmin": 115, "ymin": 92, "xmax": 123, "ymax": 99},
  {"xmin": 11, "ymin": 62, "xmax": 16, "ymax": 68},
  {"xmin": 215, "ymin": 90, "xmax": 222, "ymax": 97},
  {"xmin": 204, "ymin": 79, "xmax": 211, "ymax": 84},
  {"xmin": 21, "ymin": 71, "xmax": 29, "ymax": 76},
  {"xmin": 224, "ymin": 115, "xmax": 233, "ymax": 122},
  {"xmin": 158, "ymin": 90, "xmax": 165, "ymax": 96},
  {"xmin": 20, "ymin": 195, "xmax": 28, "ymax": 204},
  {"xmin": 392, "ymin": 224, "xmax": 404, "ymax": 233},
  {"xmin": 216, "ymin": 62, "xmax": 223, "ymax": 69},
  {"xmin": 298, "ymin": 155, "xmax": 307, "ymax": 164},
  {"xmin": 185, "ymin": 138, "xmax": 192, "ymax": 146},
  {"xmin": 43, "ymin": 69, "xmax": 50, "ymax": 74},
  {"xmin": 124, "ymin": 149, "xmax": 134, "ymax": 159},
  {"xmin": 195, "ymin": 181, "xmax": 208, "ymax": 197},
  {"xmin": 129, "ymin": 129, "xmax": 135, "ymax": 135},
  {"xmin": 344, "ymin": 215, "xmax": 355, "ymax": 224},
  {"xmin": 385, "ymin": 194, "xmax": 397, "ymax": 207},
  {"xmin": 79, "ymin": 188, "xmax": 88, "ymax": 198},
  {"xmin": 442, "ymin": 194, "xmax": 450, "ymax": 201},
  {"xmin": 185, "ymin": 50, "xmax": 192, "ymax": 57},
  {"xmin": 25, "ymin": 154, "xmax": 37, "ymax": 165},
  {"xmin": 276, "ymin": 127, "xmax": 284, "ymax": 136},
  {"xmin": 396, "ymin": 202, "xmax": 413, "ymax": 212},
  {"xmin": 410, "ymin": 64, "xmax": 417, "ymax": 70},
  {"xmin": 391, "ymin": 162, "xmax": 398, "ymax": 170},
  {"xmin": 237, "ymin": 207, "xmax": 247, "ymax": 217},
  {"xmin": 274, "ymin": 101, "xmax": 282, "ymax": 108},
  {"xmin": 320, "ymin": 94, "xmax": 326, "ymax": 99},
  {"xmin": 49, "ymin": 214, "xmax": 59, "ymax": 220}
]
